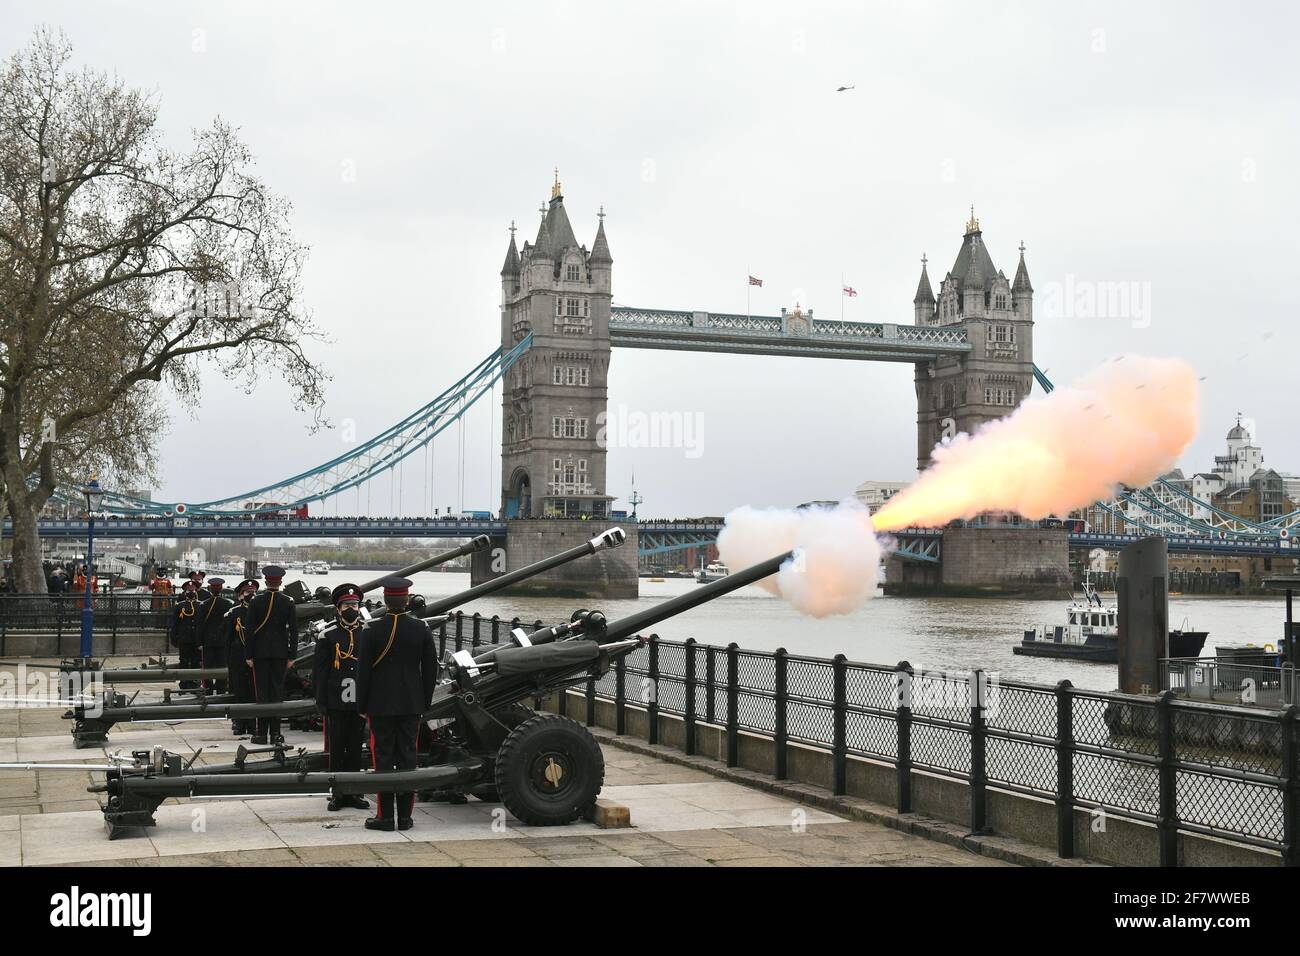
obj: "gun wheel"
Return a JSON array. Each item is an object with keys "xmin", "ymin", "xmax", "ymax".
[
  {"xmin": 467, "ymin": 703, "xmax": 537, "ymax": 802},
  {"xmin": 494, "ymin": 714, "xmax": 603, "ymax": 826}
]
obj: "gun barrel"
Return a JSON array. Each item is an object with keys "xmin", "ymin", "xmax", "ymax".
[
  {"xmin": 600, "ymin": 551, "xmax": 792, "ymax": 643},
  {"xmin": 356, "ymin": 535, "xmax": 490, "ymax": 593},
  {"xmin": 419, "ymin": 528, "xmax": 626, "ymax": 618},
  {"xmin": 293, "ymin": 536, "xmax": 493, "ymax": 621},
  {"xmin": 96, "ymin": 667, "xmax": 225, "ymax": 683},
  {"xmin": 0, "ymin": 762, "xmax": 118, "ymax": 771}
]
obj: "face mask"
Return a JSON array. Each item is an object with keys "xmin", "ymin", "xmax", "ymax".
[{"xmin": 338, "ymin": 605, "xmax": 360, "ymax": 625}]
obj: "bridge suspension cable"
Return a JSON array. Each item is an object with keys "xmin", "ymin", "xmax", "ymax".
[{"xmin": 58, "ymin": 335, "xmax": 532, "ymax": 518}]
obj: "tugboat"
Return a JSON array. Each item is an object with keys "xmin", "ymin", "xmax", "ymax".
[
  {"xmin": 1015, "ymin": 575, "xmax": 1208, "ymax": 662},
  {"xmin": 694, "ymin": 560, "xmax": 730, "ymax": 584}
]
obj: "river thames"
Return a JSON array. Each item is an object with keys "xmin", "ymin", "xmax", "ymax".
[{"xmin": 298, "ymin": 568, "xmax": 1287, "ymax": 693}]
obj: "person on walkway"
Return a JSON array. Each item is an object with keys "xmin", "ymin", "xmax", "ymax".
[
  {"xmin": 198, "ymin": 578, "xmax": 232, "ymax": 695},
  {"xmin": 244, "ymin": 565, "xmax": 297, "ymax": 745},
  {"xmin": 356, "ymin": 576, "xmax": 437, "ymax": 832},
  {"xmin": 313, "ymin": 582, "xmax": 370, "ymax": 812},
  {"xmin": 225, "ymin": 579, "xmax": 259, "ymax": 734}
]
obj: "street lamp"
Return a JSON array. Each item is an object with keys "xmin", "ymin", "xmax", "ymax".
[{"xmin": 79, "ymin": 477, "xmax": 104, "ymax": 659}]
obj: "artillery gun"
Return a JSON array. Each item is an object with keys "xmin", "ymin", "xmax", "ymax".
[
  {"xmin": 13, "ymin": 547, "xmax": 795, "ymax": 838},
  {"xmin": 63, "ymin": 529, "xmax": 629, "ymax": 747}
]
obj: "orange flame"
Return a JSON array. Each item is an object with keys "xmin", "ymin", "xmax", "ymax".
[{"xmin": 873, "ymin": 355, "xmax": 1199, "ymax": 532}]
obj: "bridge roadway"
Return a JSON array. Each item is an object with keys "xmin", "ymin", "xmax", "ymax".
[
  {"xmin": 608, "ymin": 307, "xmax": 971, "ymax": 363},
  {"xmin": 10, "ymin": 516, "xmax": 1287, "ymax": 561}
]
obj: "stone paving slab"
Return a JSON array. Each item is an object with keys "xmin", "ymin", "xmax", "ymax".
[{"xmin": 1, "ymin": 666, "xmax": 1015, "ymax": 868}]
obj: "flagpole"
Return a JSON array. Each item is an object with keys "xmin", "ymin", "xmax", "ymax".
[
  {"xmin": 841, "ymin": 271, "xmax": 845, "ymax": 322},
  {"xmin": 746, "ymin": 265, "xmax": 751, "ymax": 319}
]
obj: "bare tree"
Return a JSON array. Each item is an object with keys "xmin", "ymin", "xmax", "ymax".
[{"xmin": 0, "ymin": 28, "xmax": 328, "ymax": 592}]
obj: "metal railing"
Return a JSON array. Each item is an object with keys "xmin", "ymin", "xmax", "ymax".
[
  {"xmin": 1163, "ymin": 657, "xmax": 1297, "ymax": 708},
  {"xmin": 0, "ymin": 593, "xmax": 175, "ymax": 654},
  {"xmin": 435, "ymin": 613, "xmax": 1300, "ymax": 866}
]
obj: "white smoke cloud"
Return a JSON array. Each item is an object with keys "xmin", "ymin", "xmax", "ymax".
[{"xmin": 717, "ymin": 499, "xmax": 881, "ymax": 618}]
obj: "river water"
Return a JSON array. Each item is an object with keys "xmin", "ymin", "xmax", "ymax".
[{"xmin": 297, "ymin": 568, "xmax": 1289, "ymax": 694}]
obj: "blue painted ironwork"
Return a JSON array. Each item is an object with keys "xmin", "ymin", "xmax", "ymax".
[{"xmin": 50, "ymin": 335, "xmax": 535, "ymax": 518}]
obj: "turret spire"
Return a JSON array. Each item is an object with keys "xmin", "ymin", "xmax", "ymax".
[
  {"xmin": 913, "ymin": 253, "xmax": 934, "ymax": 304},
  {"xmin": 500, "ymin": 221, "xmax": 520, "ymax": 277},
  {"xmin": 590, "ymin": 206, "xmax": 612, "ymax": 264},
  {"xmin": 1012, "ymin": 240, "xmax": 1033, "ymax": 293}
]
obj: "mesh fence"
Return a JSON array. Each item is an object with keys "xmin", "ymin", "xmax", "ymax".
[{"xmin": 452, "ymin": 628, "xmax": 1291, "ymax": 857}]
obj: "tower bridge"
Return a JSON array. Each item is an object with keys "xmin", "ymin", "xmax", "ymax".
[{"xmin": 37, "ymin": 178, "xmax": 1298, "ymax": 596}]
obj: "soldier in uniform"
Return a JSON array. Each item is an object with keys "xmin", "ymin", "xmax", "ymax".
[
  {"xmin": 170, "ymin": 580, "xmax": 203, "ymax": 689},
  {"xmin": 243, "ymin": 565, "xmax": 297, "ymax": 745},
  {"xmin": 313, "ymin": 583, "xmax": 370, "ymax": 812},
  {"xmin": 197, "ymin": 578, "xmax": 232, "ymax": 695},
  {"xmin": 356, "ymin": 576, "xmax": 438, "ymax": 831},
  {"xmin": 225, "ymin": 579, "xmax": 259, "ymax": 735}
]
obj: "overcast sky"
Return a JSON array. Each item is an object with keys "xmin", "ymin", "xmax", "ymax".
[{"xmin": 5, "ymin": 1, "xmax": 1297, "ymax": 519}]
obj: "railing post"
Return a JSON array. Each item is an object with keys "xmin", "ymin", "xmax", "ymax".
[
  {"xmin": 646, "ymin": 635, "xmax": 659, "ymax": 745},
  {"xmin": 490, "ymin": 615, "xmax": 500, "ymax": 645},
  {"xmin": 726, "ymin": 643, "xmax": 739, "ymax": 767},
  {"xmin": 684, "ymin": 639, "xmax": 697, "ymax": 756},
  {"xmin": 471, "ymin": 612, "xmax": 481, "ymax": 649},
  {"xmin": 970, "ymin": 669, "xmax": 988, "ymax": 833},
  {"xmin": 437, "ymin": 618, "xmax": 447, "ymax": 658},
  {"xmin": 454, "ymin": 611, "xmax": 464, "ymax": 652},
  {"xmin": 705, "ymin": 645, "xmax": 716, "ymax": 725},
  {"xmin": 614, "ymin": 647, "xmax": 627, "ymax": 736},
  {"xmin": 1155, "ymin": 691, "xmax": 1179, "ymax": 867},
  {"xmin": 585, "ymin": 669, "xmax": 596, "ymax": 728},
  {"xmin": 832, "ymin": 654, "xmax": 847, "ymax": 796},
  {"xmin": 895, "ymin": 661, "xmax": 913, "ymax": 814},
  {"xmin": 774, "ymin": 647, "xmax": 788, "ymax": 781},
  {"xmin": 1282, "ymin": 706, "xmax": 1298, "ymax": 867},
  {"xmin": 1055, "ymin": 680, "xmax": 1075, "ymax": 859}
]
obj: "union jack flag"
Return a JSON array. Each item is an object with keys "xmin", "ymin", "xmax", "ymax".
[
  {"xmin": 748, "ymin": 275, "xmax": 763, "ymax": 287},
  {"xmin": 843, "ymin": 286, "xmax": 858, "ymax": 297}
]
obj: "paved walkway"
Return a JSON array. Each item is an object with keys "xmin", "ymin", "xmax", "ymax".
[{"xmin": 0, "ymin": 659, "xmax": 1010, "ymax": 867}]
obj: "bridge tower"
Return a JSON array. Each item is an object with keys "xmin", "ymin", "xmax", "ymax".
[
  {"xmin": 499, "ymin": 173, "xmax": 614, "ymax": 519},
  {"xmin": 912, "ymin": 209, "xmax": 1035, "ymax": 470},
  {"xmin": 487, "ymin": 174, "xmax": 637, "ymax": 598}
]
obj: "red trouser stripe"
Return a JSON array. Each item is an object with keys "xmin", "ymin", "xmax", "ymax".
[{"xmin": 368, "ymin": 720, "xmax": 380, "ymax": 819}]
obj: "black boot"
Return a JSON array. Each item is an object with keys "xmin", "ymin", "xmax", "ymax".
[
  {"xmin": 250, "ymin": 734, "xmax": 268, "ymax": 745},
  {"xmin": 347, "ymin": 796, "xmax": 370, "ymax": 810},
  {"xmin": 397, "ymin": 817, "xmax": 414, "ymax": 831},
  {"xmin": 364, "ymin": 817, "xmax": 395, "ymax": 832}
]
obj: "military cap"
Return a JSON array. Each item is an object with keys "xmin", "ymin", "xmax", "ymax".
[
  {"xmin": 381, "ymin": 576, "xmax": 412, "ymax": 597},
  {"xmin": 331, "ymin": 583, "xmax": 363, "ymax": 606}
]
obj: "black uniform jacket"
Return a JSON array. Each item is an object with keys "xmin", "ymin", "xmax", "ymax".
[
  {"xmin": 224, "ymin": 601, "xmax": 253, "ymax": 654},
  {"xmin": 244, "ymin": 588, "xmax": 297, "ymax": 661},
  {"xmin": 170, "ymin": 596, "xmax": 202, "ymax": 647},
  {"xmin": 355, "ymin": 612, "xmax": 438, "ymax": 717},
  {"xmin": 197, "ymin": 594, "xmax": 234, "ymax": 648},
  {"xmin": 314, "ymin": 621, "xmax": 364, "ymax": 711}
]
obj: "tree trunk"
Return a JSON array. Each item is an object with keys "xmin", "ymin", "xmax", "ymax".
[
  {"xmin": 0, "ymin": 393, "xmax": 51, "ymax": 595},
  {"xmin": 7, "ymin": 490, "xmax": 45, "ymax": 594}
]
